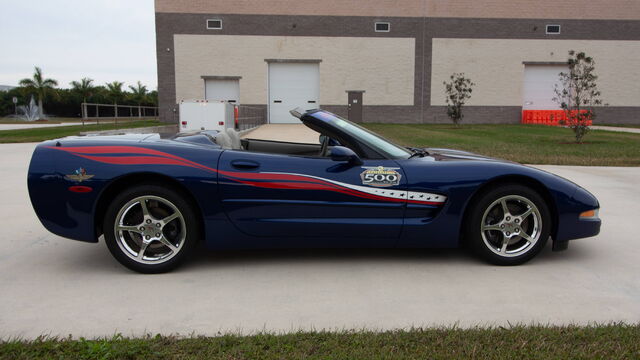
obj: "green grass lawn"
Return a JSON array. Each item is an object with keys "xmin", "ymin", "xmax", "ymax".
[
  {"xmin": 0, "ymin": 120, "xmax": 164, "ymax": 143},
  {"xmin": 364, "ymin": 124, "xmax": 640, "ymax": 166},
  {"xmin": 0, "ymin": 117, "xmax": 158, "ymax": 124},
  {"xmin": 1, "ymin": 325, "xmax": 637, "ymax": 360},
  {"xmin": 0, "ymin": 119, "xmax": 62, "ymax": 124}
]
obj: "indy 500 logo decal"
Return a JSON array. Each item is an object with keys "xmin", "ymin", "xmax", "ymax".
[{"xmin": 360, "ymin": 166, "xmax": 401, "ymax": 187}]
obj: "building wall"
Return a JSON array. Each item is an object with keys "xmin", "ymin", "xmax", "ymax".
[
  {"xmin": 156, "ymin": 0, "xmax": 640, "ymax": 20},
  {"xmin": 431, "ymin": 39, "xmax": 640, "ymax": 106},
  {"xmin": 425, "ymin": 0, "xmax": 640, "ymax": 20},
  {"xmin": 155, "ymin": 0, "xmax": 640, "ymax": 124},
  {"xmin": 174, "ymin": 35, "xmax": 415, "ymax": 105}
]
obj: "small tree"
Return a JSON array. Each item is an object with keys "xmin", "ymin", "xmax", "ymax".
[
  {"xmin": 553, "ymin": 50, "xmax": 604, "ymax": 143},
  {"xmin": 19, "ymin": 67, "xmax": 58, "ymax": 120},
  {"xmin": 443, "ymin": 73, "xmax": 474, "ymax": 127}
]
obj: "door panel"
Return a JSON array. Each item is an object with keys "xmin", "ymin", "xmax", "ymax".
[
  {"xmin": 205, "ymin": 79, "xmax": 240, "ymax": 104},
  {"xmin": 269, "ymin": 62, "xmax": 319, "ymax": 124},
  {"xmin": 218, "ymin": 150, "xmax": 406, "ymax": 244},
  {"xmin": 347, "ymin": 91, "xmax": 363, "ymax": 123},
  {"xmin": 522, "ymin": 65, "xmax": 566, "ymax": 110}
]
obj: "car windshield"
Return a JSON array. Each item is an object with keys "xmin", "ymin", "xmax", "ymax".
[{"xmin": 312, "ymin": 111, "xmax": 411, "ymax": 159}]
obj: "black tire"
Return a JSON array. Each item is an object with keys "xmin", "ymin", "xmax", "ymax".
[
  {"xmin": 103, "ymin": 183, "xmax": 199, "ymax": 273},
  {"xmin": 465, "ymin": 183, "xmax": 551, "ymax": 265}
]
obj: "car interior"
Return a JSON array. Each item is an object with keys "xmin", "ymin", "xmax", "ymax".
[{"xmin": 212, "ymin": 128, "xmax": 335, "ymax": 157}]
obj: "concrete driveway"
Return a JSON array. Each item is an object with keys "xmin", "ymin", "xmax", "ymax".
[
  {"xmin": 242, "ymin": 123, "xmax": 319, "ymax": 143},
  {"xmin": 1, "ymin": 142, "xmax": 638, "ymax": 339}
]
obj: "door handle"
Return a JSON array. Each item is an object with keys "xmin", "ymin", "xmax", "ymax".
[{"xmin": 231, "ymin": 160, "xmax": 260, "ymax": 170}]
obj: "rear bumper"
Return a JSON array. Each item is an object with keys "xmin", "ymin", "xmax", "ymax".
[{"xmin": 28, "ymin": 143, "xmax": 99, "ymax": 243}]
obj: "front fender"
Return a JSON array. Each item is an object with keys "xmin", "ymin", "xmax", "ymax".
[{"xmin": 397, "ymin": 159, "xmax": 593, "ymax": 248}]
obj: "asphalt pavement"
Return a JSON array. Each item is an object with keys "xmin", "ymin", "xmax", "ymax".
[{"xmin": 0, "ymin": 142, "xmax": 638, "ymax": 339}]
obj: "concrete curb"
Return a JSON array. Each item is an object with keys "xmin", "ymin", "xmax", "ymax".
[{"xmin": 591, "ymin": 125, "xmax": 640, "ymax": 134}]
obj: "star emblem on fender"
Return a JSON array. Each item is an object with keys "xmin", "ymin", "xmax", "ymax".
[{"xmin": 64, "ymin": 167, "xmax": 95, "ymax": 183}]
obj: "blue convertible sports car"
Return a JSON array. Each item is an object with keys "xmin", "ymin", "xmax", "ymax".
[{"xmin": 28, "ymin": 109, "xmax": 600, "ymax": 273}]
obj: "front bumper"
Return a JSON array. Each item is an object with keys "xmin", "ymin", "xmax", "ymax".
[{"xmin": 553, "ymin": 186, "xmax": 601, "ymax": 251}]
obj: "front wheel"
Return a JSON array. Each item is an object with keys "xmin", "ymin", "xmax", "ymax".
[
  {"xmin": 466, "ymin": 184, "xmax": 551, "ymax": 265},
  {"xmin": 103, "ymin": 184, "xmax": 199, "ymax": 273}
]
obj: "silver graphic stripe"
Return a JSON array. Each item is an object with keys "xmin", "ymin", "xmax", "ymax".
[{"xmin": 264, "ymin": 172, "xmax": 447, "ymax": 204}]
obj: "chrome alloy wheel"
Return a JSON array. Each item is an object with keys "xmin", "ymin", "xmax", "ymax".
[
  {"xmin": 113, "ymin": 195, "xmax": 186, "ymax": 264},
  {"xmin": 480, "ymin": 195, "xmax": 542, "ymax": 257}
]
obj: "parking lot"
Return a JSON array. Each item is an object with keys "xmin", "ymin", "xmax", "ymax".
[{"xmin": 1, "ymin": 142, "xmax": 638, "ymax": 339}]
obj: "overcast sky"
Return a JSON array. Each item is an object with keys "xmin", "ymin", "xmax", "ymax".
[{"xmin": 0, "ymin": 0, "xmax": 157, "ymax": 89}]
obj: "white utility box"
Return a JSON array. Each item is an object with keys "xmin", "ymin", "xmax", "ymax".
[{"xmin": 178, "ymin": 100, "xmax": 235, "ymax": 132}]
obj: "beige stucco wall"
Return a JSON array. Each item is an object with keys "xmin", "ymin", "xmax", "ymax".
[
  {"xmin": 431, "ymin": 38, "xmax": 640, "ymax": 106},
  {"xmin": 157, "ymin": 0, "xmax": 640, "ymax": 20},
  {"xmin": 174, "ymin": 35, "xmax": 415, "ymax": 106}
]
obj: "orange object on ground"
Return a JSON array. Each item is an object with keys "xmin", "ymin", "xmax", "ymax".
[{"xmin": 521, "ymin": 109, "xmax": 592, "ymax": 126}]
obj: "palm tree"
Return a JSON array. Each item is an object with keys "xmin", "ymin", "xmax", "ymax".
[
  {"xmin": 70, "ymin": 78, "xmax": 94, "ymax": 123},
  {"xmin": 70, "ymin": 78, "xmax": 95, "ymax": 103},
  {"xmin": 105, "ymin": 81, "xmax": 125, "ymax": 118},
  {"xmin": 19, "ymin": 66, "xmax": 58, "ymax": 120},
  {"xmin": 128, "ymin": 81, "xmax": 148, "ymax": 118},
  {"xmin": 148, "ymin": 90, "xmax": 158, "ymax": 106},
  {"xmin": 128, "ymin": 81, "xmax": 148, "ymax": 105}
]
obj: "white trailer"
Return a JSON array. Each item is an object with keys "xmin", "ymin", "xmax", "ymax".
[{"xmin": 178, "ymin": 100, "xmax": 236, "ymax": 132}]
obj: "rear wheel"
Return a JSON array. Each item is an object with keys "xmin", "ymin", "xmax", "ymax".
[
  {"xmin": 103, "ymin": 184, "xmax": 199, "ymax": 273},
  {"xmin": 466, "ymin": 184, "xmax": 551, "ymax": 265}
]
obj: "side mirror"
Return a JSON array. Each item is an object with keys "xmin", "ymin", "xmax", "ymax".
[{"xmin": 330, "ymin": 146, "xmax": 363, "ymax": 166}]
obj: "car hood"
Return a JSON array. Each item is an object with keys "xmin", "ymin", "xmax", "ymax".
[
  {"xmin": 420, "ymin": 147, "xmax": 514, "ymax": 163},
  {"xmin": 408, "ymin": 147, "xmax": 585, "ymax": 195}
]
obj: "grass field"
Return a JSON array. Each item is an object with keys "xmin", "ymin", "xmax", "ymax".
[
  {"xmin": 1, "ymin": 325, "xmax": 637, "ymax": 360},
  {"xmin": 0, "ymin": 120, "xmax": 62, "ymax": 124},
  {"xmin": 0, "ymin": 120, "xmax": 164, "ymax": 143},
  {"xmin": 364, "ymin": 124, "xmax": 640, "ymax": 166},
  {"xmin": 0, "ymin": 117, "xmax": 158, "ymax": 124},
  {"xmin": 0, "ymin": 117, "xmax": 88, "ymax": 124}
]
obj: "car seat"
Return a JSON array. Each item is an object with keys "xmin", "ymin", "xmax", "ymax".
[
  {"xmin": 226, "ymin": 128, "xmax": 243, "ymax": 150},
  {"xmin": 214, "ymin": 131, "xmax": 233, "ymax": 149}
]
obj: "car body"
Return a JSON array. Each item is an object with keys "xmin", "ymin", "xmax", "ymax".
[{"xmin": 28, "ymin": 109, "xmax": 601, "ymax": 272}]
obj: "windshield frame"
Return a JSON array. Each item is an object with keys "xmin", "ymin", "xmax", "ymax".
[{"xmin": 306, "ymin": 111, "xmax": 412, "ymax": 160}]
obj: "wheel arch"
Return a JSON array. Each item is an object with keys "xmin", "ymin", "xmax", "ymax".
[
  {"xmin": 94, "ymin": 172, "xmax": 205, "ymax": 240},
  {"xmin": 460, "ymin": 175, "xmax": 558, "ymax": 245}
]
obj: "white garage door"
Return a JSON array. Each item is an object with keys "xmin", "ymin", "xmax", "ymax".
[
  {"xmin": 205, "ymin": 79, "xmax": 240, "ymax": 104},
  {"xmin": 522, "ymin": 65, "xmax": 567, "ymax": 110},
  {"xmin": 268, "ymin": 63, "xmax": 319, "ymax": 124}
]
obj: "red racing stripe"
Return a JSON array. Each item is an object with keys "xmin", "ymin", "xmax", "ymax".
[
  {"xmin": 73, "ymin": 154, "xmax": 204, "ymax": 168},
  {"xmin": 49, "ymin": 146, "xmax": 444, "ymax": 206},
  {"xmin": 48, "ymin": 146, "xmax": 219, "ymax": 173}
]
